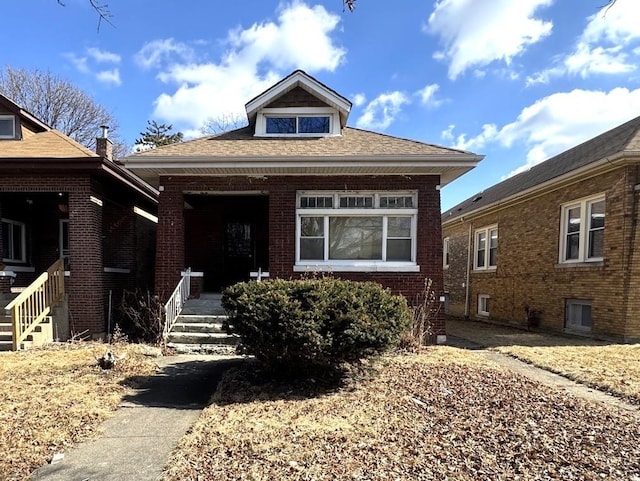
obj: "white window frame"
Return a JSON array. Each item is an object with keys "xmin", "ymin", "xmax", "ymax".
[
  {"xmin": 255, "ymin": 107, "xmax": 341, "ymax": 137},
  {"xmin": 1, "ymin": 218, "xmax": 26, "ymax": 263},
  {"xmin": 559, "ymin": 194, "xmax": 605, "ymax": 264},
  {"xmin": 443, "ymin": 237, "xmax": 450, "ymax": 268},
  {"xmin": 294, "ymin": 190, "xmax": 419, "ymax": 272},
  {"xmin": 565, "ymin": 299, "xmax": 592, "ymax": 332},
  {"xmin": 0, "ymin": 115, "xmax": 16, "ymax": 139},
  {"xmin": 59, "ymin": 219, "xmax": 70, "ymax": 259},
  {"xmin": 478, "ymin": 294, "xmax": 490, "ymax": 317},
  {"xmin": 474, "ymin": 225, "xmax": 498, "ymax": 271}
]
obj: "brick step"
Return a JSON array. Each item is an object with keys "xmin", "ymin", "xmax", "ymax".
[{"xmin": 166, "ymin": 331, "xmax": 239, "ymax": 345}]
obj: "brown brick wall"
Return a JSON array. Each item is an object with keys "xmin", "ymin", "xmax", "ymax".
[
  {"xmin": 156, "ymin": 175, "xmax": 446, "ymax": 337},
  {"xmin": 443, "ymin": 165, "xmax": 640, "ymax": 340}
]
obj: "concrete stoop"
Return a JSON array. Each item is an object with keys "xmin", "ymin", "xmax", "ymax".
[{"xmin": 166, "ymin": 295, "xmax": 239, "ymax": 355}]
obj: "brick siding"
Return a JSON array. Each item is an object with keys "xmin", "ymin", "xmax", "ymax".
[
  {"xmin": 443, "ymin": 165, "xmax": 640, "ymax": 341},
  {"xmin": 156, "ymin": 174, "xmax": 446, "ymax": 337}
]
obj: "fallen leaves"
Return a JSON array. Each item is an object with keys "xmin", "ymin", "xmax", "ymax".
[
  {"xmin": 163, "ymin": 351, "xmax": 640, "ymax": 480},
  {"xmin": 0, "ymin": 342, "xmax": 157, "ymax": 480}
]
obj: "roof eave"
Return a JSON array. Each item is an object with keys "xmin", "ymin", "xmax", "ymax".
[{"xmin": 443, "ymin": 151, "xmax": 640, "ymax": 225}]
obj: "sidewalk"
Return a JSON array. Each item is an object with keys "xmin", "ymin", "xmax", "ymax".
[
  {"xmin": 31, "ymin": 355, "xmax": 243, "ymax": 481},
  {"xmin": 446, "ymin": 318, "xmax": 640, "ymax": 419}
]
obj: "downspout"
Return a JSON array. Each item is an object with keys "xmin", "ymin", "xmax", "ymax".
[{"xmin": 464, "ymin": 221, "xmax": 472, "ymax": 319}]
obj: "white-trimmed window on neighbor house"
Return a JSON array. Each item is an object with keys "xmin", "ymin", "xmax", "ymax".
[
  {"xmin": 1, "ymin": 218, "xmax": 26, "ymax": 263},
  {"xmin": 478, "ymin": 294, "xmax": 490, "ymax": 317},
  {"xmin": 560, "ymin": 195, "xmax": 605, "ymax": 263},
  {"xmin": 0, "ymin": 115, "xmax": 16, "ymax": 139},
  {"xmin": 443, "ymin": 237, "xmax": 450, "ymax": 268},
  {"xmin": 565, "ymin": 299, "xmax": 592, "ymax": 332},
  {"xmin": 295, "ymin": 191, "xmax": 418, "ymax": 272},
  {"xmin": 474, "ymin": 226, "xmax": 498, "ymax": 270}
]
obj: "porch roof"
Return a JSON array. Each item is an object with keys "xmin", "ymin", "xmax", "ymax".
[{"xmin": 125, "ymin": 126, "xmax": 483, "ymax": 188}]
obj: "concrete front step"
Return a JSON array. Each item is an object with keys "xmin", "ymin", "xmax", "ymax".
[
  {"xmin": 176, "ymin": 314, "xmax": 228, "ymax": 324},
  {"xmin": 166, "ymin": 331, "xmax": 239, "ymax": 345},
  {"xmin": 172, "ymin": 322, "xmax": 226, "ymax": 334},
  {"xmin": 166, "ymin": 342, "xmax": 239, "ymax": 355}
]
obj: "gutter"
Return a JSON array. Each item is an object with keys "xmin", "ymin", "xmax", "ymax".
[{"xmin": 464, "ymin": 222, "xmax": 472, "ymax": 319}]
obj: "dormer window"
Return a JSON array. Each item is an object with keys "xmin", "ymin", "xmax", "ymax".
[
  {"xmin": 0, "ymin": 115, "xmax": 16, "ymax": 139},
  {"xmin": 266, "ymin": 116, "xmax": 330, "ymax": 134},
  {"xmin": 255, "ymin": 107, "xmax": 341, "ymax": 137}
]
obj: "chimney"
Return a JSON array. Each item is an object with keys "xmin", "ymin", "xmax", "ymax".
[{"xmin": 96, "ymin": 125, "xmax": 113, "ymax": 161}]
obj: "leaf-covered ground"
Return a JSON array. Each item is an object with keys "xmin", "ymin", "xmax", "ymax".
[
  {"xmin": 0, "ymin": 343, "xmax": 157, "ymax": 481},
  {"xmin": 447, "ymin": 318, "xmax": 640, "ymax": 404},
  {"xmin": 163, "ymin": 349, "xmax": 640, "ymax": 480}
]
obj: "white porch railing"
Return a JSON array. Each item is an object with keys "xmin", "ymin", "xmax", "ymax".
[
  {"xmin": 163, "ymin": 268, "xmax": 191, "ymax": 338},
  {"xmin": 5, "ymin": 258, "xmax": 65, "ymax": 350}
]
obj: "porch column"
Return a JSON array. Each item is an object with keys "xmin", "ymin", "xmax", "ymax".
[
  {"xmin": 155, "ymin": 185, "xmax": 184, "ymax": 301},
  {"xmin": 68, "ymin": 188, "xmax": 104, "ymax": 336}
]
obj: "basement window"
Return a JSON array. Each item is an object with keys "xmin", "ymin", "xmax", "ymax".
[
  {"xmin": 565, "ymin": 299, "xmax": 592, "ymax": 332},
  {"xmin": 478, "ymin": 294, "xmax": 490, "ymax": 317}
]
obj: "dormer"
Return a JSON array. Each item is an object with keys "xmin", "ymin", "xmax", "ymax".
[
  {"xmin": 245, "ymin": 70, "xmax": 352, "ymax": 138},
  {"xmin": 0, "ymin": 93, "xmax": 50, "ymax": 141}
]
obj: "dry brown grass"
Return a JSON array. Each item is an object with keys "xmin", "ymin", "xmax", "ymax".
[
  {"xmin": 0, "ymin": 342, "xmax": 157, "ymax": 481},
  {"xmin": 447, "ymin": 318, "xmax": 640, "ymax": 404},
  {"xmin": 163, "ymin": 349, "xmax": 640, "ymax": 480}
]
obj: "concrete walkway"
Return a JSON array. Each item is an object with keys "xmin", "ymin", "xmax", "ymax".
[
  {"xmin": 447, "ymin": 320, "xmax": 640, "ymax": 420},
  {"xmin": 31, "ymin": 355, "xmax": 243, "ymax": 481}
]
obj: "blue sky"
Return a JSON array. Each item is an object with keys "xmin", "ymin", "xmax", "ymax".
[{"xmin": 4, "ymin": 0, "xmax": 640, "ymax": 210}]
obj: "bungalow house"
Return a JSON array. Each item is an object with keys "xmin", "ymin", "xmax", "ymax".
[
  {"xmin": 125, "ymin": 70, "xmax": 483, "ymax": 343},
  {"xmin": 0, "ymin": 94, "xmax": 157, "ymax": 349},
  {"xmin": 442, "ymin": 116, "xmax": 640, "ymax": 341}
]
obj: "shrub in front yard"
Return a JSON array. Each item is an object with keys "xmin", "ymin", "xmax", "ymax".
[{"xmin": 222, "ymin": 278, "xmax": 411, "ymax": 370}]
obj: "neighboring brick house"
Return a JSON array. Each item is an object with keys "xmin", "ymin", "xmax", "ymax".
[
  {"xmin": 126, "ymin": 70, "xmax": 482, "ymax": 342},
  {"xmin": 442, "ymin": 116, "xmax": 640, "ymax": 341},
  {"xmin": 0, "ymin": 94, "xmax": 157, "ymax": 340}
]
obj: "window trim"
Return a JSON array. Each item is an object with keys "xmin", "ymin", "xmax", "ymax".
[
  {"xmin": 443, "ymin": 237, "xmax": 450, "ymax": 268},
  {"xmin": 565, "ymin": 298, "xmax": 592, "ymax": 332},
  {"xmin": 559, "ymin": 194, "xmax": 605, "ymax": 264},
  {"xmin": 478, "ymin": 294, "xmax": 490, "ymax": 317},
  {"xmin": 295, "ymin": 190, "xmax": 419, "ymax": 272},
  {"xmin": 1, "ymin": 218, "xmax": 26, "ymax": 263},
  {"xmin": 473, "ymin": 225, "xmax": 498, "ymax": 271},
  {"xmin": 0, "ymin": 115, "xmax": 16, "ymax": 139},
  {"xmin": 255, "ymin": 107, "xmax": 341, "ymax": 137},
  {"xmin": 59, "ymin": 219, "xmax": 70, "ymax": 259}
]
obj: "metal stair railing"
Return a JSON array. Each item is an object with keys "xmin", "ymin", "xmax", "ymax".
[{"xmin": 163, "ymin": 268, "xmax": 191, "ymax": 339}]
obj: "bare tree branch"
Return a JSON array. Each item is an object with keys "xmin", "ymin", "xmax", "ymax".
[
  {"xmin": 57, "ymin": 0, "xmax": 114, "ymax": 31},
  {"xmin": 200, "ymin": 112, "xmax": 249, "ymax": 135}
]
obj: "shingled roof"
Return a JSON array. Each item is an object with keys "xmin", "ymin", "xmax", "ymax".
[{"xmin": 442, "ymin": 115, "xmax": 640, "ymax": 223}]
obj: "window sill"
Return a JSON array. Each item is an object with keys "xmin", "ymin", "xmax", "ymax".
[
  {"xmin": 555, "ymin": 261, "xmax": 604, "ymax": 269},
  {"xmin": 294, "ymin": 263, "xmax": 420, "ymax": 273},
  {"xmin": 2, "ymin": 265, "xmax": 35, "ymax": 273},
  {"xmin": 472, "ymin": 267, "xmax": 497, "ymax": 273}
]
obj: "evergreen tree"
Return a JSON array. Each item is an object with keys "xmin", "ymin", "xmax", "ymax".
[{"xmin": 134, "ymin": 120, "xmax": 184, "ymax": 150}]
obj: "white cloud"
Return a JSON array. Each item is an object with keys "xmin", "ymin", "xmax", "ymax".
[
  {"xmin": 426, "ymin": 0, "xmax": 552, "ymax": 80},
  {"xmin": 64, "ymin": 53, "xmax": 90, "ymax": 74},
  {"xmin": 528, "ymin": 0, "xmax": 640, "ymax": 84},
  {"xmin": 355, "ymin": 91, "xmax": 409, "ymax": 130},
  {"xmin": 134, "ymin": 38, "xmax": 194, "ymax": 70},
  {"xmin": 96, "ymin": 69, "xmax": 121, "ymax": 87},
  {"xmin": 87, "ymin": 47, "xmax": 121, "ymax": 64},
  {"xmin": 352, "ymin": 93, "xmax": 366, "ymax": 107},
  {"xmin": 448, "ymin": 87, "xmax": 640, "ymax": 177},
  {"xmin": 147, "ymin": 2, "xmax": 346, "ymax": 133},
  {"xmin": 64, "ymin": 49, "xmax": 122, "ymax": 86},
  {"xmin": 416, "ymin": 83, "xmax": 441, "ymax": 107}
]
